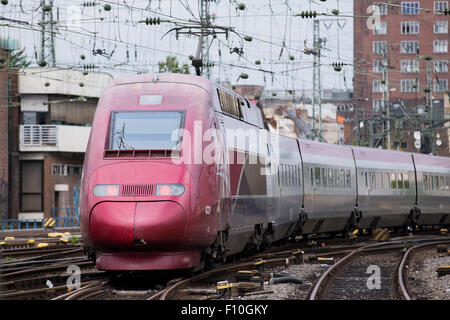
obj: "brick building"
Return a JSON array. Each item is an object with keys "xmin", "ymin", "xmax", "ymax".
[
  {"xmin": 0, "ymin": 47, "xmax": 19, "ymax": 220},
  {"xmin": 354, "ymin": 1, "xmax": 450, "ymax": 155},
  {"xmin": 5, "ymin": 68, "xmax": 112, "ymax": 221}
]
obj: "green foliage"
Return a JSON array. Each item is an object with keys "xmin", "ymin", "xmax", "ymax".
[
  {"xmin": 8, "ymin": 49, "xmax": 31, "ymax": 69},
  {"xmin": 70, "ymin": 235, "xmax": 81, "ymax": 245},
  {"xmin": 158, "ymin": 56, "xmax": 190, "ymax": 74}
]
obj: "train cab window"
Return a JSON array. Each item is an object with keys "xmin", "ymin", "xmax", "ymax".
[
  {"xmin": 322, "ymin": 168, "xmax": 327, "ymax": 188},
  {"xmin": 314, "ymin": 167, "xmax": 321, "ymax": 187},
  {"xmin": 108, "ymin": 111, "xmax": 185, "ymax": 150},
  {"xmin": 404, "ymin": 174, "xmax": 410, "ymax": 189},
  {"xmin": 398, "ymin": 173, "xmax": 404, "ymax": 189},
  {"xmin": 391, "ymin": 173, "xmax": 397, "ymax": 189},
  {"xmin": 335, "ymin": 169, "xmax": 340, "ymax": 188},
  {"xmin": 440, "ymin": 176, "xmax": 445, "ymax": 191}
]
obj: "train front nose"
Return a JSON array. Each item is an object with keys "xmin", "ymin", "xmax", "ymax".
[{"xmin": 89, "ymin": 200, "xmax": 186, "ymax": 250}]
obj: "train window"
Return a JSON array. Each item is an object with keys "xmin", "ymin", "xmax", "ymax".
[
  {"xmin": 435, "ymin": 176, "xmax": 439, "ymax": 190},
  {"xmin": 430, "ymin": 175, "xmax": 434, "ymax": 190},
  {"xmin": 423, "ymin": 175, "xmax": 428, "ymax": 190},
  {"xmin": 290, "ymin": 165, "xmax": 293, "ymax": 186},
  {"xmin": 398, "ymin": 173, "xmax": 403, "ymax": 189},
  {"xmin": 385, "ymin": 173, "xmax": 390, "ymax": 189},
  {"xmin": 315, "ymin": 167, "xmax": 321, "ymax": 187},
  {"xmin": 445, "ymin": 176, "xmax": 449, "ymax": 191},
  {"xmin": 370, "ymin": 172, "xmax": 376, "ymax": 189},
  {"xmin": 340, "ymin": 170, "xmax": 345, "ymax": 188},
  {"xmin": 310, "ymin": 167, "xmax": 314, "ymax": 187},
  {"xmin": 322, "ymin": 168, "xmax": 327, "ymax": 188},
  {"xmin": 292, "ymin": 165, "xmax": 295, "ymax": 186},
  {"xmin": 335, "ymin": 169, "xmax": 340, "ymax": 188},
  {"xmin": 217, "ymin": 89, "xmax": 242, "ymax": 118},
  {"xmin": 346, "ymin": 170, "xmax": 351, "ymax": 188},
  {"xmin": 377, "ymin": 172, "xmax": 383, "ymax": 189},
  {"xmin": 364, "ymin": 172, "xmax": 368, "ymax": 189},
  {"xmin": 328, "ymin": 168, "xmax": 334, "ymax": 187},
  {"xmin": 440, "ymin": 176, "xmax": 445, "ymax": 191},
  {"xmin": 391, "ymin": 173, "xmax": 397, "ymax": 189},
  {"xmin": 404, "ymin": 174, "xmax": 410, "ymax": 189}
]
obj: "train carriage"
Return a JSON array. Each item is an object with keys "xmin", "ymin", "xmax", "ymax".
[
  {"xmin": 352, "ymin": 147, "xmax": 417, "ymax": 229},
  {"xmin": 299, "ymin": 140, "xmax": 357, "ymax": 234},
  {"xmin": 413, "ymin": 153, "xmax": 450, "ymax": 226}
]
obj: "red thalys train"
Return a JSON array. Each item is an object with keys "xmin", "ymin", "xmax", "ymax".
[{"xmin": 80, "ymin": 74, "xmax": 450, "ymax": 271}]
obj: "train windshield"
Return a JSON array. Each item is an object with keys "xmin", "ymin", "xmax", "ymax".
[{"xmin": 108, "ymin": 111, "xmax": 185, "ymax": 150}]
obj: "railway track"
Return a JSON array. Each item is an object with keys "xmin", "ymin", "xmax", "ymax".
[{"xmin": 309, "ymin": 238, "xmax": 450, "ymax": 300}]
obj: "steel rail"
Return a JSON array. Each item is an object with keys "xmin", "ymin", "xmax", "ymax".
[{"xmin": 397, "ymin": 239, "xmax": 450, "ymax": 300}]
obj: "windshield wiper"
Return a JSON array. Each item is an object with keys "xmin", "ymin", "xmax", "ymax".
[{"xmin": 115, "ymin": 123, "xmax": 135, "ymax": 150}]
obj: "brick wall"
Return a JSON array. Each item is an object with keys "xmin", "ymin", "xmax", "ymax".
[{"xmin": 354, "ymin": 0, "xmax": 450, "ymax": 155}]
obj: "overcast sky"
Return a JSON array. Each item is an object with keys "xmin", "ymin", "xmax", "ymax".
[{"xmin": 1, "ymin": 0, "xmax": 354, "ymax": 93}]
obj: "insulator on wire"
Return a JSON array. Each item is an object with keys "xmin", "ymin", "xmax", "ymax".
[
  {"xmin": 82, "ymin": 64, "xmax": 96, "ymax": 70},
  {"xmin": 142, "ymin": 17, "xmax": 162, "ymax": 25},
  {"xmin": 82, "ymin": 2, "xmax": 98, "ymax": 7},
  {"xmin": 298, "ymin": 11, "xmax": 318, "ymax": 18}
]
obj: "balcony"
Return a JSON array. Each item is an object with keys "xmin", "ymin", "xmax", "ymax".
[{"xmin": 20, "ymin": 125, "xmax": 91, "ymax": 153}]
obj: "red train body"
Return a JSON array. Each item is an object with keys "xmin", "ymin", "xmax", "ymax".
[{"xmin": 81, "ymin": 74, "xmax": 229, "ymax": 270}]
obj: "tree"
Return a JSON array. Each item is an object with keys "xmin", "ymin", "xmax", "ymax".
[
  {"xmin": 158, "ymin": 56, "xmax": 190, "ymax": 74},
  {"xmin": 8, "ymin": 49, "xmax": 31, "ymax": 69}
]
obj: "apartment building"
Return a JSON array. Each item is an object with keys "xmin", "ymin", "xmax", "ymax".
[{"xmin": 354, "ymin": 1, "xmax": 450, "ymax": 155}]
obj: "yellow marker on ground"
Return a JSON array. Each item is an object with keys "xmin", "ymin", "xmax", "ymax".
[
  {"xmin": 4, "ymin": 237, "xmax": 14, "ymax": 241},
  {"xmin": 36, "ymin": 243, "xmax": 49, "ymax": 248},
  {"xmin": 27, "ymin": 239, "xmax": 35, "ymax": 245},
  {"xmin": 44, "ymin": 218, "xmax": 56, "ymax": 228},
  {"xmin": 48, "ymin": 232, "xmax": 63, "ymax": 238}
]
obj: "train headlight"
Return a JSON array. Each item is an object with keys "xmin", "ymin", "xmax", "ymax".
[
  {"xmin": 93, "ymin": 184, "xmax": 120, "ymax": 197},
  {"xmin": 156, "ymin": 184, "xmax": 185, "ymax": 196}
]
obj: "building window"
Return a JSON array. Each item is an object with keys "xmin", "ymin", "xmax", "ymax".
[
  {"xmin": 374, "ymin": 21, "xmax": 387, "ymax": 35},
  {"xmin": 434, "ymin": 21, "xmax": 448, "ymax": 34},
  {"xmin": 373, "ymin": 100, "xmax": 386, "ymax": 112},
  {"xmin": 434, "ymin": 1, "xmax": 448, "ymax": 14},
  {"xmin": 373, "ymin": 61, "xmax": 384, "ymax": 73},
  {"xmin": 434, "ymin": 40, "xmax": 448, "ymax": 53},
  {"xmin": 20, "ymin": 161, "xmax": 43, "ymax": 212},
  {"xmin": 373, "ymin": 41, "xmax": 388, "ymax": 54},
  {"xmin": 376, "ymin": 3, "xmax": 388, "ymax": 15},
  {"xmin": 401, "ymin": 21, "xmax": 419, "ymax": 34},
  {"xmin": 434, "ymin": 79, "xmax": 448, "ymax": 92},
  {"xmin": 402, "ymin": 2, "xmax": 420, "ymax": 14},
  {"xmin": 401, "ymin": 41, "xmax": 419, "ymax": 54},
  {"xmin": 434, "ymin": 60, "xmax": 448, "ymax": 73},
  {"xmin": 401, "ymin": 79, "xmax": 419, "ymax": 92},
  {"xmin": 373, "ymin": 80, "xmax": 386, "ymax": 93},
  {"xmin": 401, "ymin": 60, "xmax": 419, "ymax": 73}
]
